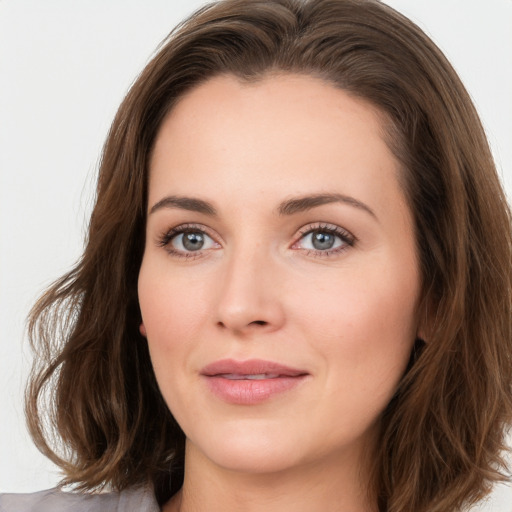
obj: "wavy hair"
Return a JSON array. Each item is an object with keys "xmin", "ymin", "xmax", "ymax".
[{"xmin": 26, "ymin": 1, "xmax": 512, "ymax": 510}]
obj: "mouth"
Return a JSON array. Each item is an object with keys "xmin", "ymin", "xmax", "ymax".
[
  {"xmin": 201, "ymin": 358, "xmax": 308, "ymax": 377},
  {"xmin": 219, "ymin": 373, "xmax": 281, "ymax": 380},
  {"xmin": 200, "ymin": 359, "xmax": 309, "ymax": 405}
]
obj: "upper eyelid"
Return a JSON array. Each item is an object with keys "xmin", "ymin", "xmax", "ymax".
[
  {"xmin": 295, "ymin": 222, "xmax": 356, "ymax": 241},
  {"xmin": 158, "ymin": 223, "xmax": 219, "ymax": 241}
]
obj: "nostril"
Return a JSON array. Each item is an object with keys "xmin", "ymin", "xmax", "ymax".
[{"xmin": 216, "ymin": 319, "xmax": 269, "ymax": 331}]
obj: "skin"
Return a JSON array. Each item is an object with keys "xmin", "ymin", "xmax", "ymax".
[{"xmin": 138, "ymin": 74, "xmax": 422, "ymax": 512}]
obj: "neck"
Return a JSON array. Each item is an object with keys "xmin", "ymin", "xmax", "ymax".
[{"xmin": 163, "ymin": 440, "xmax": 378, "ymax": 512}]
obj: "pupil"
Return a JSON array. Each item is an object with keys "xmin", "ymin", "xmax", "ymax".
[
  {"xmin": 312, "ymin": 231, "xmax": 334, "ymax": 250},
  {"xmin": 183, "ymin": 232, "xmax": 204, "ymax": 251}
]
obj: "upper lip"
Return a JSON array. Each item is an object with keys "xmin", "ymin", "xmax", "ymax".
[{"xmin": 201, "ymin": 358, "xmax": 308, "ymax": 377}]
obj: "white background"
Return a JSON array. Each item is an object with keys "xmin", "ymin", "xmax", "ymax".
[{"xmin": 1, "ymin": 1, "xmax": 511, "ymax": 509}]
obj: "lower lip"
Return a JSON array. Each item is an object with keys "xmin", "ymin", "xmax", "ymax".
[{"xmin": 203, "ymin": 375, "xmax": 307, "ymax": 405}]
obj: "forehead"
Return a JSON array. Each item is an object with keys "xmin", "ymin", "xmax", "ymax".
[{"xmin": 148, "ymin": 73, "xmax": 405, "ymax": 219}]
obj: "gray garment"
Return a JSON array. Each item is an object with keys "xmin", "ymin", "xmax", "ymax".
[{"xmin": 0, "ymin": 486, "xmax": 160, "ymax": 512}]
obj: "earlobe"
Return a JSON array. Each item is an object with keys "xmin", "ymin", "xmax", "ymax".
[
  {"xmin": 416, "ymin": 330, "xmax": 427, "ymax": 344},
  {"xmin": 416, "ymin": 324, "xmax": 428, "ymax": 345},
  {"xmin": 139, "ymin": 322, "xmax": 147, "ymax": 337},
  {"xmin": 416, "ymin": 298, "xmax": 434, "ymax": 344}
]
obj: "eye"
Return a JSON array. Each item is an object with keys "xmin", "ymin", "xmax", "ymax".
[
  {"xmin": 293, "ymin": 224, "xmax": 355, "ymax": 256},
  {"xmin": 158, "ymin": 224, "xmax": 220, "ymax": 258},
  {"xmin": 172, "ymin": 231, "xmax": 216, "ymax": 252},
  {"xmin": 302, "ymin": 231, "xmax": 341, "ymax": 251}
]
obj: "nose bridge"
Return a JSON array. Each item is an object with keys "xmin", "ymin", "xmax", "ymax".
[{"xmin": 215, "ymin": 237, "xmax": 284, "ymax": 333}]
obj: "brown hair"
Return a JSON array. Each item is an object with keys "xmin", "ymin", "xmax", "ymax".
[{"xmin": 26, "ymin": 0, "xmax": 512, "ymax": 510}]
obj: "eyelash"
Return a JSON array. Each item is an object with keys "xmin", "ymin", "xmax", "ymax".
[
  {"xmin": 157, "ymin": 222, "xmax": 356, "ymax": 260},
  {"xmin": 294, "ymin": 223, "xmax": 356, "ymax": 257},
  {"xmin": 157, "ymin": 223, "xmax": 218, "ymax": 260}
]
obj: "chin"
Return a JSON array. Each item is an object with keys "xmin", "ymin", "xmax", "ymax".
[{"xmin": 186, "ymin": 420, "xmax": 309, "ymax": 474}]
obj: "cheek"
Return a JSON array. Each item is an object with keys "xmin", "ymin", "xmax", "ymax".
[
  {"xmin": 138, "ymin": 262, "xmax": 211, "ymax": 346},
  {"xmin": 138, "ymin": 263, "xmax": 211, "ymax": 419},
  {"xmin": 294, "ymin": 265, "xmax": 417, "ymax": 337},
  {"xmin": 289, "ymin": 266, "xmax": 418, "ymax": 440},
  {"xmin": 289, "ymin": 257, "xmax": 419, "ymax": 388},
  {"xmin": 137, "ymin": 261, "xmax": 214, "ymax": 408}
]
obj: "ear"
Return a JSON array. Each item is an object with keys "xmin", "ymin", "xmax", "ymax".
[
  {"xmin": 416, "ymin": 298, "xmax": 434, "ymax": 344},
  {"xmin": 416, "ymin": 326, "xmax": 428, "ymax": 344},
  {"xmin": 139, "ymin": 322, "xmax": 147, "ymax": 337}
]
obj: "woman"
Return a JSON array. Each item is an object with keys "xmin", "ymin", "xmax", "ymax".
[{"xmin": 1, "ymin": 0, "xmax": 511, "ymax": 511}]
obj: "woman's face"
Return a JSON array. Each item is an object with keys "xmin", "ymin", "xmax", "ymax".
[{"xmin": 138, "ymin": 74, "xmax": 421, "ymax": 475}]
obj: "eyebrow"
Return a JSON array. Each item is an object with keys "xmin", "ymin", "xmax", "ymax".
[
  {"xmin": 149, "ymin": 192, "xmax": 376, "ymax": 219},
  {"xmin": 149, "ymin": 195, "xmax": 217, "ymax": 216},
  {"xmin": 278, "ymin": 193, "xmax": 376, "ymax": 219}
]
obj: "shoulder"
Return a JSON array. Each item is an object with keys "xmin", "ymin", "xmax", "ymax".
[{"xmin": 0, "ymin": 486, "xmax": 160, "ymax": 512}]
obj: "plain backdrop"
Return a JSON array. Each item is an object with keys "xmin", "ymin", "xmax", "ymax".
[{"xmin": 1, "ymin": 1, "xmax": 511, "ymax": 510}]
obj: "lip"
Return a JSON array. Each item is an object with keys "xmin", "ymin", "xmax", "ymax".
[{"xmin": 200, "ymin": 358, "xmax": 309, "ymax": 405}]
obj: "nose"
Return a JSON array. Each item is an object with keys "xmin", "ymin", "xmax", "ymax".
[{"xmin": 214, "ymin": 247, "xmax": 286, "ymax": 335}]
